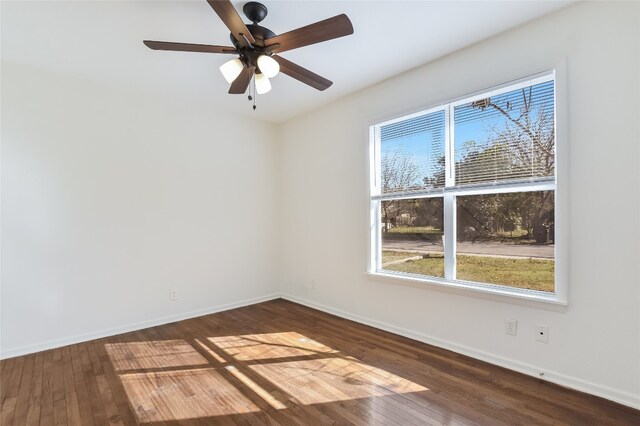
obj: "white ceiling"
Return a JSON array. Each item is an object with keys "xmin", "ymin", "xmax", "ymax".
[{"xmin": 1, "ymin": 1, "xmax": 572, "ymax": 123}]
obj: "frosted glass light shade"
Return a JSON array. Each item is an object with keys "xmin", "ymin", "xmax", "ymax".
[
  {"xmin": 220, "ymin": 58, "xmax": 244, "ymax": 84},
  {"xmin": 257, "ymin": 55, "xmax": 280, "ymax": 78},
  {"xmin": 255, "ymin": 73, "xmax": 271, "ymax": 94}
]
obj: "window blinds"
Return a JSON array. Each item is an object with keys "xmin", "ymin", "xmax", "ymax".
[
  {"xmin": 453, "ymin": 80, "xmax": 555, "ymax": 186},
  {"xmin": 380, "ymin": 110, "xmax": 445, "ymax": 195}
]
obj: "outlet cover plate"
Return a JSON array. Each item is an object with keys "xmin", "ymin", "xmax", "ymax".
[
  {"xmin": 536, "ymin": 325, "xmax": 549, "ymax": 343},
  {"xmin": 504, "ymin": 319, "xmax": 517, "ymax": 336}
]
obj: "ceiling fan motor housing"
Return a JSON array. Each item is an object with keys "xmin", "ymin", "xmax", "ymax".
[{"xmin": 243, "ymin": 2, "xmax": 268, "ymax": 24}]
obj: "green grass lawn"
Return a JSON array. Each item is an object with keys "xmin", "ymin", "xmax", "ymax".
[
  {"xmin": 383, "ymin": 252, "xmax": 445, "ymax": 278},
  {"xmin": 381, "ymin": 251, "xmax": 554, "ymax": 292}
]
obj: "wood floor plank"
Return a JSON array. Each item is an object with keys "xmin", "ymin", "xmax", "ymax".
[
  {"xmin": 61, "ymin": 345, "xmax": 83, "ymax": 426},
  {"xmin": 39, "ymin": 349, "xmax": 55, "ymax": 426},
  {"xmin": 1, "ymin": 299, "xmax": 639, "ymax": 425},
  {"xmin": 24, "ymin": 351, "xmax": 45, "ymax": 425},
  {"xmin": 67, "ymin": 344, "xmax": 96, "ymax": 426},
  {"xmin": 10, "ymin": 353, "xmax": 34, "ymax": 426},
  {"xmin": 0, "ymin": 357, "xmax": 16, "ymax": 404},
  {"xmin": 78, "ymin": 342, "xmax": 110, "ymax": 425},
  {"xmin": 0, "ymin": 355, "xmax": 24, "ymax": 425},
  {"xmin": 51, "ymin": 348, "xmax": 67, "ymax": 426}
]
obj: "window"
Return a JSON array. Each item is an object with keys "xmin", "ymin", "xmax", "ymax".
[{"xmin": 369, "ymin": 73, "xmax": 557, "ymax": 300}]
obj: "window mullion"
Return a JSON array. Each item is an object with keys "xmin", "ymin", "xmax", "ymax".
[
  {"xmin": 445, "ymin": 105, "xmax": 455, "ymax": 187},
  {"xmin": 371, "ymin": 199, "xmax": 381, "ymax": 271},
  {"xmin": 444, "ymin": 105, "xmax": 456, "ymax": 280},
  {"xmin": 444, "ymin": 193, "xmax": 456, "ymax": 281}
]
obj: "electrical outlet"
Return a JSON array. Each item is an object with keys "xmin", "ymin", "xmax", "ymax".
[
  {"xmin": 310, "ymin": 279, "xmax": 317, "ymax": 290},
  {"xmin": 504, "ymin": 319, "xmax": 517, "ymax": 336},
  {"xmin": 170, "ymin": 288, "xmax": 178, "ymax": 301},
  {"xmin": 536, "ymin": 325, "xmax": 549, "ymax": 343}
]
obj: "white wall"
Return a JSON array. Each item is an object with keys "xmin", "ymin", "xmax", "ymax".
[
  {"xmin": 2, "ymin": 0, "xmax": 638, "ymax": 410},
  {"xmin": 278, "ymin": 1, "xmax": 640, "ymax": 408},
  {"xmin": 1, "ymin": 62, "xmax": 280, "ymax": 357}
]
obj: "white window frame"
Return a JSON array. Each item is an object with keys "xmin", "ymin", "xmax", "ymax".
[{"xmin": 367, "ymin": 69, "xmax": 567, "ymax": 306}]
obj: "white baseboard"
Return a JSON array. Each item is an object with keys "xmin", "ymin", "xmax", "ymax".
[
  {"xmin": 0, "ymin": 293, "xmax": 280, "ymax": 360},
  {"xmin": 281, "ymin": 293, "xmax": 640, "ymax": 410}
]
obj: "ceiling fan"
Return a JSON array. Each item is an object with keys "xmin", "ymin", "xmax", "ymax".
[{"xmin": 143, "ymin": 0, "xmax": 354, "ymax": 98}]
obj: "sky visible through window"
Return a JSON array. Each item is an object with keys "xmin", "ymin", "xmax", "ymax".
[{"xmin": 380, "ymin": 80, "xmax": 555, "ymax": 189}]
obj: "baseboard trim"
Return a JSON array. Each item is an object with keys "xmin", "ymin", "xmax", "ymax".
[
  {"xmin": 0, "ymin": 293, "xmax": 280, "ymax": 360},
  {"xmin": 281, "ymin": 293, "xmax": 640, "ymax": 410}
]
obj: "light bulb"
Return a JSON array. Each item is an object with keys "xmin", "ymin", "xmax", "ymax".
[
  {"xmin": 220, "ymin": 58, "xmax": 244, "ymax": 84},
  {"xmin": 257, "ymin": 55, "xmax": 280, "ymax": 78},
  {"xmin": 255, "ymin": 73, "xmax": 271, "ymax": 94}
]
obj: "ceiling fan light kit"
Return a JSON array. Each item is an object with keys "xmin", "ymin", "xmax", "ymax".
[
  {"xmin": 255, "ymin": 72, "xmax": 272, "ymax": 95},
  {"xmin": 220, "ymin": 58, "xmax": 245, "ymax": 84},
  {"xmin": 256, "ymin": 55, "xmax": 279, "ymax": 79},
  {"xmin": 143, "ymin": 0, "xmax": 354, "ymax": 107}
]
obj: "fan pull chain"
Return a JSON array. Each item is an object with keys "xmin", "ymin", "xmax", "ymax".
[
  {"xmin": 253, "ymin": 77, "xmax": 257, "ymax": 110},
  {"xmin": 248, "ymin": 76, "xmax": 257, "ymax": 110}
]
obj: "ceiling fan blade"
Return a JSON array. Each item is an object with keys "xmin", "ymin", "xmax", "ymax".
[
  {"xmin": 143, "ymin": 40, "xmax": 237, "ymax": 54},
  {"xmin": 206, "ymin": 0, "xmax": 255, "ymax": 48},
  {"xmin": 229, "ymin": 66, "xmax": 255, "ymax": 94},
  {"xmin": 273, "ymin": 56, "xmax": 332, "ymax": 91},
  {"xmin": 265, "ymin": 14, "xmax": 353, "ymax": 54}
]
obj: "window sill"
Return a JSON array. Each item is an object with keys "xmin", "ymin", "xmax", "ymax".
[{"xmin": 366, "ymin": 270, "xmax": 567, "ymax": 309}]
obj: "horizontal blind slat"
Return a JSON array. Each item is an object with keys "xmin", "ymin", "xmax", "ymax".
[
  {"xmin": 453, "ymin": 80, "xmax": 555, "ymax": 186},
  {"xmin": 381, "ymin": 110, "xmax": 446, "ymax": 194}
]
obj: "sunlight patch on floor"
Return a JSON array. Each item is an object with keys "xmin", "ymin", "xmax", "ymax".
[
  {"xmin": 208, "ymin": 331, "xmax": 338, "ymax": 361},
  {"xmin": 109, "ymin": 332, "xmax": 427, "ymax": 422},
  {"xmin": 105, "ymin": 339, "xmax": 208, "ymax": 371},
  {"xmin": 250, "ymin": 356, "xmax": 427, "ymax": 404},
  {"xmin": 119, "ymin": 368, "xmax": 259, "ymax": 423}
]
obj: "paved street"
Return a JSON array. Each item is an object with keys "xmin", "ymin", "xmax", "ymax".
[{"xmin": 382, "ymin": 239, "xmax": 554, "ymax": 259}]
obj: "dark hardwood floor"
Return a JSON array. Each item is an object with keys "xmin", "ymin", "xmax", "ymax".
[{"xmin": 1, "ymin": 299, "xmax": 638, "ymax": 425}]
